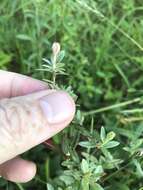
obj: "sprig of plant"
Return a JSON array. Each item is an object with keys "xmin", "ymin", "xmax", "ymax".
[
  {"xmin": 37, "ymin": 43, "xmax": 124, "ymax": 190},
  {"xmin": 48, "ymin": 124, "xmax": 121, "ymax": 190},
  {"xmin": 37, "ymin": 42, "xmax": 66, "ymax": 88},
  {"xmin": 38, "ymin": 43, "xmax": 143, "ymax": 190}
]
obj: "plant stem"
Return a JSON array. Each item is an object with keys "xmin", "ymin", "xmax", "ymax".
[
  {"xmin": 121, "ymin": 108, "xmax": 143, "ymax": 114},
  {"xmin": 53, "ymin": 71, "xmax": 56, "ymax": 87},
  {"xmin": 15, "ymin": 183, "xmax": 24, "ymax": 190},
  {"xmin": 102, "ymin": 156, "xmax": 142, "ymax": 183},
  {"xmin": 83, "ymin": 97, "xmax": 142, "ymax": 116},
  {"xmin": 52, "ymin": 55, "xmax": 57, "ymax": 87},
  {"xmin": 102, "ymin": 162, "xmax": 131, "ymax": 182}
]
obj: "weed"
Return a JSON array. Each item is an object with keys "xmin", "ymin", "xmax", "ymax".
[{"xmin": 1, "ymin": 0, "xmax": 143, "ymax": 190}]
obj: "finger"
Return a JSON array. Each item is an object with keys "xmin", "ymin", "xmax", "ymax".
[
  {"xmin": 0, "ymin": 90, "xmax": 75, "ymax": 164},
  {"xmin": 0, "ymin": 70, "xmax": 48, "ymax": 182},
  {"xmin": 0, "ymin": 70, "xmax": 48, "ymax": 98},
  {"xmin": 0, "ymin": 157, "xmax": 36, "ymax": 183}
]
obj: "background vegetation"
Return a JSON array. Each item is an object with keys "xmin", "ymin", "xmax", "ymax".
[{"xmin": 1, "ymin": 0, "xmax": 143, "ymax": 189}]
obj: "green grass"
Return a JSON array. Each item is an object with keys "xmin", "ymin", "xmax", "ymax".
[{"xmin": 1, "ymin": 0, "xmax": 143, "ymax": 189}]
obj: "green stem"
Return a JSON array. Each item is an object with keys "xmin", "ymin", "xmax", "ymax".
[
  {"xmin": 53, "ymin": 71, "xmax": 56, "ymax": 87},
  {"xmin": 52, "ymin": 55, "xmax": 57, "ymax": 87},
  {"xmin": 102, "ymin": 156, "xmax": 142, "ymax": 182},
  {"xmin": 102, "ymin": 162, "xmax": 131, "ymax": 182},
  {"xmin": 15, "ymin": 183, "xmax": 24, "ymax": 190},
  {"xmin": 121, "ymin": 108, "xmax": 143, "ymax": 114},
  {"xmin": 35, "ymin": 176, "xmax": 47, "ymax": 184},
  {"xmin": 83, "ymin": 97, "xmax": 141, "ymax": 116}
]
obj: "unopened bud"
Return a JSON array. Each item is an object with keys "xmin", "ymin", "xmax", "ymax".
[{"xmin": 52, "ymin": 42, "xmax": 60, "ymax": 56}]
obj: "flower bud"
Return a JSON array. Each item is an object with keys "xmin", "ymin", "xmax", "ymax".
[{"xmin": 52, "ymin": 42, "xmax": 60, "ymax": 56}]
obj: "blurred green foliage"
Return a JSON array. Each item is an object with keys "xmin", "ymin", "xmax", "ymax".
[{"xmin": 1, "ymin": 0, "xmax": 143, "ymax": 189}]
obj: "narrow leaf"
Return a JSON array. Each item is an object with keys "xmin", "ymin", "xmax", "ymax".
[
  {"xmin": 104, "ymin": 141, "xmax": 120, "ymax": 149},
  {"xmin": 106, "ymin": 132, "xmax": 116, "ymax": 142},
  {"xmin": 16, "ymin": 34, "xmax": 32, "ymax": 41},
  {"xmin": 57, "ymin": 50, "xmax": 65, "ymax": 62},
  {"xmin": 81, "ymin": 159, "xmax": 89, "ymax": 173},
  {"xmin": 79, "ymin": 141, "xmax": 96, "ymax": 148},
  {"xmin": 91, "ymin": 183, "xmax": 104, "ymax": 190},
  {"xmin": 100, "ymin": 127, "xmax": 106, "ymax": 142},
  {"xmin": 47, "ymin": 183, "xmax": 54, "ymax": 190}
]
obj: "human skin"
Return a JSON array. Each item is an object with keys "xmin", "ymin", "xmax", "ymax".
[{"xmin": 0, "ymin": 70, "xmax": 75, "ymax": 183}]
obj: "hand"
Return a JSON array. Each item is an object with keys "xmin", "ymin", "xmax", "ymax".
[{"xmin": 0, "ymin": 70, "xmax": 75, "ymax": 183}]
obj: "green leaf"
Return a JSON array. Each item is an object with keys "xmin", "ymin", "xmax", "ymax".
[
  {"xmin": 100, "ymin": 127, "xmax": 106, "ymax": 142},
  {"xmin": 59, "ymin": 175, "xmax": 74, "ymax": 186},
  {"xmin": 94, "ymin": 165, "xmax": 103, "ymax": 175},
  {"xmin": 111, "ymin": 182, "xmax": 130, "ymax": 190},
  {"xmin": 0, "ymin": 51, "xmax": 11, "ymax": 67},
  {"xmin": 76, "ymin": 110, "xmax": 85, "ymax": 125},
  {"xmin": 133, "ymin": 159, "xmax": 143, "ymax": 177},
  {"xmin": 47, "ymin": 184, "xmax": 54, "ymax": 190},
  {"xmin": 79, "ymin": 141, "xmax": 96, "ymax": 148},
  {"xmin": 58, "ymin": 188, "xmax": 63, "ymax": 190},
  {"xmin": 15, "ymin": 183, "xmax": 24, "ymax": 190},
  {"xmin": 81, "ymin": 176, "xmax": 90, "ymax": 190},
  {"xmin": 62, "ymin": 138, "xmax": 70, "ymax": 155},
  {"xmin": 106, "ymin": 132, "xmax": 116, "ymax": 142},
  {"xmin": 131, "ymin": 139, "xmax": 143, "ymax": 150},
  {"xmin": 16, "ymin": 34, "xmax": 32, "ymax": 41},
  {"xmin": 43, "ymin": 58, "xmax": 52, "ymax": 65},
  {"xmin": 104, "ymin": 141, "xmax": 120, "ymax": 149},
  {"xmin": 91, "ymin": 183, "xmax": 104, "ymax": 190},
  {"xmin": 81, "ymin": 159, "xmax": 89, "ymax": 173},
  {"xmin": 57, "ymin": 50, "xmax": 65, "ymax": 62},
  {"xmin": 82, "ymin": 152, "xmax": 98, "ymax": 163}
]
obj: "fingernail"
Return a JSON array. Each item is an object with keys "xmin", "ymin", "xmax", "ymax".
[{"xmin": 39, "ymin": 91, "xmax": 75, "ymax": 124}]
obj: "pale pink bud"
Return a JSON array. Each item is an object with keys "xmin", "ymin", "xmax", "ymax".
[{"xmin": 52, "ymin": 42, "xmax": 60, "ymax": 56}]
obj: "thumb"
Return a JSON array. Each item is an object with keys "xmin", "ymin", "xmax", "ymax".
[{"xmin": 0, "ymin": 90, "xmax": 75, "ymax": 164}]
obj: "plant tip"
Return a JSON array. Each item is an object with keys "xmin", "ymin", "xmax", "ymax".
[{"xmin": 52, "ymin": 42, "xmax": 61, "ymax": 56}]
